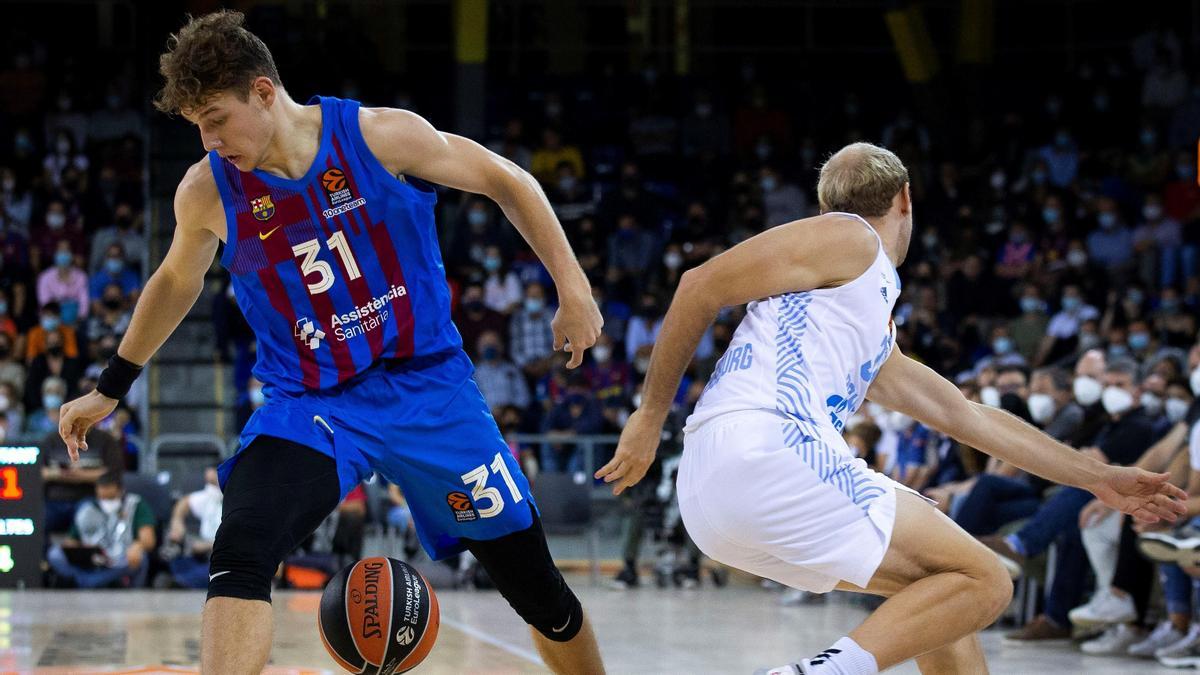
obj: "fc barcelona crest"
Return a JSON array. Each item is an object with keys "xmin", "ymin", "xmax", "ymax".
[{"xmin": 251, "ymin": 195, "xmax": 275, "ymax": 221}]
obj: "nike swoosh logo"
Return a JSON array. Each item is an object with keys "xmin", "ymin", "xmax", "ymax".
[
  {"xmin": 550, "ymin": 612, "xmax": 572, "ymax": 633},
  {"xmin": 313, "ymin": 415, "xmax": 334, "ymax": 435},
  {"xmin": 258, "ymin": 226, "xmax": 282, "ymax": 241},
  {"xmin": 209, "ymin": 570, "xmax": 231, "ymax": 582}
]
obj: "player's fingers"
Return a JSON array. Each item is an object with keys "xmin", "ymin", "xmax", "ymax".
[
  {"xmin": 602, "ymin": 461, "xmax": 628, "ymax": 484},
  {"xmin": 1162, "ymin": 482, "xmax": 1189, "ymax": 501},
  {"xmin": 565, "ymin": 344, "xmax": 584, "ymax": 369},
  {"xmin": 595, "ymin": 456, "xmax": 621, "ymax": 480},
  {"xmin": 1131, "ymin": 508, "xmax": 1157, "ymax": 524},
  {"xmin": 1141, "ymin": 497, "xmax": 1180, "ymax": 522}
]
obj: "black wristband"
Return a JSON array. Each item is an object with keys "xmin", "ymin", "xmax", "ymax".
[{"xmin": 96, "ymin": 354, "xmax": 144, "ymax": 400}]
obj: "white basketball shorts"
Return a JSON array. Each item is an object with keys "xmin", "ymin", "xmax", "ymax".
[{"xmin": 678, "ymin": 409, "xmax": 917, "ymax": 593}]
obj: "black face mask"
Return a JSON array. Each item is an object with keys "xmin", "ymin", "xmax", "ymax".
[
  {"xmin": 47, "ymin": 345, "xmax": 63, "ymax": 357},
  {"xmin": 103, "ymin": 298, "xmax": 122, "ymax": 311},
  {"xmin": 0, "ymin": 346, "xmax": 9, "ymax": 359},
  {"xmin": 115, "ymin": 216, "xmax": 133, "ymax": 229}
]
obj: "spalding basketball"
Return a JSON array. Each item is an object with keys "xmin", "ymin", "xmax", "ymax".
[{"xmin": 319, "ymin": 557, "xmax": 440, "ymax": 674}]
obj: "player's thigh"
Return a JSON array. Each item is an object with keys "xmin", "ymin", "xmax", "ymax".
[{"xmin": 837, "ymin": 490, "xmax": 1010, "ymax": 598}]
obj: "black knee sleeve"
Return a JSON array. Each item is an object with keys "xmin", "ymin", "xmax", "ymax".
[
  {"xmin": 465, "ymin": 506, "xmax": 584, "ymax": 642},
  {"xmin": 207, "ymin": 435, "xmax": 340, "ymax": 603}
]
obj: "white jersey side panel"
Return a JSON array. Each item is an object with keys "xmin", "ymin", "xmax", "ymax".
[{"xmin": 685, "ymin": 213, "xmax": 901, "ymax": 456}]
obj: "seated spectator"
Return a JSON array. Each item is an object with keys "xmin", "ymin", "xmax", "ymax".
[
  {"xmin": 1155, "ymin": 287, "xmax": 1197, "ymax": 349},
  {"xmin": 164, "ymin": 466, "xmax": 222, "ymax": 589},
  {"xmin": 995, "ymin": 222, "xmax": 1038, "ymax": 281},
  {"xmin": 1009, "ymin": 284, "xmax": 1049, "ymax": 364},
  {"xmin": 87, "ymin": 283, "xmax": 132, "ymax": 341},
  {"xmin": 25, "ymin": 331, "xmax": 81, "ymax": 414},
  {"xmin": 25, "ymin": 375, "xmax": 65, "ymax": 437},
  {"xmin": 975, "ymin": 325, "xmax": 1028, "ymax": 372},
  {"xmin": 583, "ymin": 333, "xmax": 632, "ymax": 407},
  {"xmin": 540, "ymin": 392, "xmax": 603, "ymax": 474},
  {"xmin": 46, "ymin": 470, "xmax": 156, "ymax": 588},
  {"xmin": 473, "ymin": 331, "xmax": 530, "ymax": 412},
  {"xmin": 1087, "ymin": 198, "xmax": 1135, "ymax": 274},
  {"xmin": 0, "ymin": 380, "xmax": 23, "ymax": 439},
  {"xmin": 986, "ymin": 358, "xmax": 1163, "ymax": 642},
  {"xmin": 454, "ymin": 283, "xmax": 506, "ymax": 361},
  {"xmin": 547, "ymin": 160, "xmax": 595, "ymax": 227},
  {"xmin": 607, "ymin": 214, "xmax": 659, "ymax": 291},
  {"xmin": 31, "ymin": 199, "xmax": 86, "ymax": 271},
  {"xmin": 758, "ymin": 165, "xmax": 807, "ymax": 225},
  {"xmin": 38, "ymin": 405, "xmax": 125, "ymax": 533},
  {"xmin": 88, "ymin": 202, "xmax": 146, "ymax": 275},
  {"xmin": 529, "ymin": 127, "xmax": 583, "ymax": 185},
  {"xmin": 482, "ymin": 246, "xmax": 523, "ymax": 314},
  {"xmin": 25, "ymin": 301, "xmax": 79, "ymax": 363},
  {"xmin": 0, "ymin": 332, "xmax": 25, "ymax": 400},
  {"xmin": 508, "ymin": 282, "xmax": 556, "ymax": 380},
  {"xmin": 37, "ymin": 241, "xmax": 88, "ymax": 326},
  {"xmin": 0, "ymin": 166, "xmax": 33, "ymax": 231},
  {"xmin": 625, "ymin": 293, "xmax": 663, "ymax": 363},
  {"xmin": 88, "ymin": 244, "xmax": 140, "ymax": 308}
]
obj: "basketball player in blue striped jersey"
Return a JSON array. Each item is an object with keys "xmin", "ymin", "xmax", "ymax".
[
  {"xmin": 599, "ymin": 142, "xmax": 1187, "ymax": 674},
  {"xmin": 57, "ymin": 11, "xmax": 605, "ymax": 675}
]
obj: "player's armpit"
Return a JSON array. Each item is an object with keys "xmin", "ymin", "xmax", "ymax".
[{"xmin": 680, "ymin": 214, "xmax": 880, "ymax": 311}]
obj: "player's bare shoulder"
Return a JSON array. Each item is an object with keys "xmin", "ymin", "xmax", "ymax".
[
  {"xmin": 174, "ymin": 158, "xmax": 226, "ymax": 241},
  {"xmin": 782, "ymin": 213, "xmax": 882, "ymax": 286},
  {"xmin": 357, "ymin": 106, "xmax": 446, "ymax": 177}
]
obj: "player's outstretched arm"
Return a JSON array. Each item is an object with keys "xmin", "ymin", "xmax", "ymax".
[
  {"xmin": 359, "ymin": 108, "xmax": 600, "ymax": 367},
  {"xmin": 866, "ymin": 349, "xmax": 1187, "ymax": 523},
  {"xmin": 596, "ymin": 215, "xmax": 879, "ymax": 494},
  {"xmin": 59, "ymin": 162, "xmax": 221, "ymax": 460}
]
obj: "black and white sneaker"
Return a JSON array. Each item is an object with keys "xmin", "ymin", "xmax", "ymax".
[
  {"xmin": 1139, "ymin": 527, "xmax": 1200, "ymax": 565},
  {"xmin": 753, "ymin": 648, "xmax": 843, "ymax": 674}
]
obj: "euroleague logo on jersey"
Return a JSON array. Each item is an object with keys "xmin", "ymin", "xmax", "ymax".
[{"xmin": 320, "ymin": 167, "xmax": 366, "ymax": 218}]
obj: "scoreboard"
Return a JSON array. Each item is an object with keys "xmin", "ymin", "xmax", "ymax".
[{"xmin": 0, "ymin": 447, "xmax": 42, "ymax": 588}]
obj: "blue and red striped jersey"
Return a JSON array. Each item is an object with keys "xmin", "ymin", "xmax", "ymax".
[{"xmin": 209, "ymin": 96, "xmax": 462, "ymax": 393}]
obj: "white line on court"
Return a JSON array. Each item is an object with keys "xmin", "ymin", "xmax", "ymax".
[{"xmin": 440, "ymin": 615, "xmax": 544, "ymax": 666}]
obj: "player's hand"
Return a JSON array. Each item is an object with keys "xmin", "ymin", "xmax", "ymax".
[
  {"xmin": 595, "ymin": 409, "xmax": 661, "ymax": 496},
  {"xmin": 1088, "ymin": 465, "xmax": 1187, "ymax": 524},
  {"xmin": 1078, "ymin": 498, "xmax": 1115, "ymax": 529},
  {"xmin": 58, "ymin": 390, "xmax": 118, "ymax": 462},
  {"xmin": 551, "ymin": 286, "xmax": 603, "ymax": 369}
]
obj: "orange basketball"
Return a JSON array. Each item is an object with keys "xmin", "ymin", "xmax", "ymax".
[
  {"xmin": 318, "ymin": 557, "xmax": 440, "ymax": 674},
  {"xmin": 322, "ymin": 168, "xmax": 347, "ymax": 192}
]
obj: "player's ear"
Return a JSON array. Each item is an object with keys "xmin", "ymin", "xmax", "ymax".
[
  {"xmin": 251, "ymin": 76, "xmax": 276, "ymax": 108},
  {"xmin": 899, "ymin": 182, "xmax": 912, "ymax": 215}
]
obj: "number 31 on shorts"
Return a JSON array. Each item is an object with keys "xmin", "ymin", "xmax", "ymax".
[{"xmin": 460, "ymin": 452, "xmax": 523, "ymax": 518}]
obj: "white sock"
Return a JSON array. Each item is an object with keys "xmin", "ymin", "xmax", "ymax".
[{"xmin": 807, "ymin": 637, "xmax": 878, "ymax": 675}]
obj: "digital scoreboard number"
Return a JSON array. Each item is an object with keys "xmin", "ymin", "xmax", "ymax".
[{"xmin": 0, "ymin": 447, "xmax": 43, "ymax": 588}]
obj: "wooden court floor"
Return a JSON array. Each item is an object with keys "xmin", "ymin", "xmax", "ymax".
[{"xmin": 0, "ymin": 575, "xmax": 1182, "ymax": 674}]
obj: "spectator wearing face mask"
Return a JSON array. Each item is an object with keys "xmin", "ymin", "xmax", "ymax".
[
  {"xmin": 1070, "ymin": 349, "xmax": 1111, "ymax": 447},
  {"xmin": 1133, "ymin": 193, "xmax": 1183, "ymax": 287},
  {"xmin": 974, "ymin": 324, "xmax": 1027, "ymax": 373},
  {"xmin": 481, "ymin": 246, "xmax": 523, "ymax": 315},
  {"xmin": 88, "ymin": 244, "xmax": 140, "ymax": 309},
  {"xmin": 88, "ymin": 203, "xmax": 146, "ymax": 275},
  {"xmin": 1028, "ymin": 367, "xmax": 1086, "ymax": 440},
  {"xmin": 508, "ymin": 282, "xmax": 556, "ymax": 381},
  {"xmin": 36, "ymin": 241, "xmax": 88, "ymax": 325},
  {"xmin": 583, "ymin": 333, "xmax": 632, "ymax": 407},
  {"xmin": 1155, "ymin": 287, "xmax": 1197, "ymax": 349},
  {"xmin": 472, "ymin": 331, "xmax": 530, "ymax": 413},
  {"xmin": 1009, "ymin": 284, "xmax": 1049, "ymax": 363},
  {"xmin": 0, "ymin": 381, "xmax": 23, "ymax": 439},
  {"xmin": 25, "ymin": 323, "xmax": 81, "ymax": 413},
  {"xmin": 540, "ymin": 392, "xmax": 603, "ymax": 474},
  {"xmin": 46, "ymin": 470, "xmax": 156, "ymax": 588},
  {"xmin": 1087, "ymin": 198, "xmax": 1135, "ymax": 273},
  {"xmin": 25, "ymin": 301, "xmax": 78, "ymax": 358},
  {"xmin": 41, "ymin": 129, "xmax": 88, "ymax": 189},
  {"xmin": 454, "ymin": 284, "xmax": 507, "ymax": 361},
  {"xmin": 757, "ymin": 166, "xmax": 807, "ymax": 226},
  {"xmin": 547, "ymin": 160, "xmax": 595, "ymax": 227},
  {"xmin": 1039, "ymin": 284, "xmax": 1100, "ymax": 364},
  {"xmin": 0, "ymin": 332, "xmax": 23, "ymax": 400},
  {"xmin": 986, "ymin": 358, "xmax": 1164, "ymax": 643},
  {"xmin": 87, "ymin": 284, "xmax": 132, "ymax": 342},
  {"xmin": 31, "ymin": 199, "xmax": 85, "ymax": 271}
]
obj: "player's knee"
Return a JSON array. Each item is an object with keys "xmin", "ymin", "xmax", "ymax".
[
  {"xmin": 502, "ymin": 572, "xmax": 584, "ymax": 642},
  {"xmin": 969, "ymin": 556, "xmax": 1013, "ymax": 626},
  {"xmin": 206, "ymin": 508, "xmax": 285, "ymax": 603}
]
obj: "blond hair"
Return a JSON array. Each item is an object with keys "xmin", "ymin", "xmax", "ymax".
[{"xmin": 817, "ymin": 142, "xmax": 909, "ymax": 218}]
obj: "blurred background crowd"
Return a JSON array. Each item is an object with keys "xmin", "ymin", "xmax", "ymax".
[{"xmin": 1, "ymin": 0, "xmax": 1198, "ymax": 667}]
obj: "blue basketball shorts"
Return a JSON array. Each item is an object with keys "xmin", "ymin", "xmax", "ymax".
[{"xmin": 218, "ymin": 349, "xmax": 537, "ymax": 560}]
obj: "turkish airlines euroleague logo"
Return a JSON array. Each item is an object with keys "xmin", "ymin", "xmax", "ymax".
[{"xmin": 321, "ymin": 166, "xmax": 366, "ymax": 218}]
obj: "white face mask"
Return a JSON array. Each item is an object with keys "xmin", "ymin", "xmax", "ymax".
[
  {"xmin": 98, "ymin": 498, "xmax": 122, "ymax": 515},
  {"xmin": 1027, "ymin": 393, "xmax": 1057, "ymax": 424},
  {"xmin": 1166, "ymin": 397, "xmax": 1190, "ymax": 423},
  {"xmin": 980, "ymin": 386, "xmax": 1001, "ymax": 408},
  {"xmin": 1140, "ymin": 392, "xmax": 1163, "ymax": 415},
  {"xmin": 1074, "ymin": 376, "xmax": 1103, "ymax": 406},
  {"xmin": 592, "ymin": 345, "xmax": 611, "ymax": 363},
  {"xmin": 1101, "ymin": 386, "xmax": 1134, "ymax": 416},
  {"xmin": 1192, "ymin": 367, "xmax": 1200, "ymax": 397}
]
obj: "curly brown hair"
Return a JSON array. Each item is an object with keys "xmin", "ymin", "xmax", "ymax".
[{"xmin": 154, "ymin": 10, "xmax": 281, "ymax": 116}]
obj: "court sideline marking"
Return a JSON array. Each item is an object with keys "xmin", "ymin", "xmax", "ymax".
[{"xmin": 439, "ymin": 615, "xmax": 544, "ymax": 666}]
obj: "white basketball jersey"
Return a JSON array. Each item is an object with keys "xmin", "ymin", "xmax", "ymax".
[{"xmin": 685, "ymin": 213, "xmax": 901, "ymax": 453}]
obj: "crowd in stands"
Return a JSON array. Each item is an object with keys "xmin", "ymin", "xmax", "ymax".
[{"xmin": 9, "ymin": 16, "xmax": 1200, "ymax": 666}]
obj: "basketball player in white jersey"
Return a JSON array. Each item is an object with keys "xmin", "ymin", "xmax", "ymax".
[{"xmin": 596, "ymin": 142, "xmax": 1187, "ymax": 674}]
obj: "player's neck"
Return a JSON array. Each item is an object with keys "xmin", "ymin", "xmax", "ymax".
[
  {"xmin": 862, "ymin": 214, "xmax": 904, "ymax": 267},
  {"xmin": 255, "ymin": 92, "xmax": 323, "ymax": 180}
]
